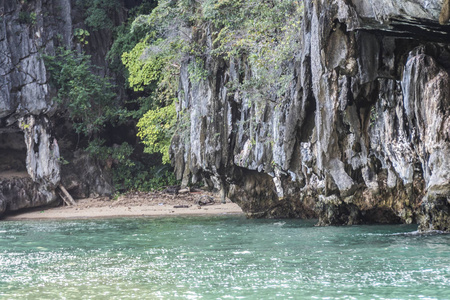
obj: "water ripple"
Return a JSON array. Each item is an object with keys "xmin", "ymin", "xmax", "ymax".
[{"xmin": 0, "ymin": 217, "xmax": 449, "ymax": 299}]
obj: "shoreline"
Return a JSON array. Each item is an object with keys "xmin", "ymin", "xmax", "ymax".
[{"xmin": 3, "ymin": 191, "xmax": 244, "ymax": 221}]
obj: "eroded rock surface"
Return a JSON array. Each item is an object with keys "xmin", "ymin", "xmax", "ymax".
[
  {"xmin": 172, "ymin": 0, "xmax": 450, "ymax": 231},
  {"xmin": 0, "ymin": 0, "xmax": 115, "ymax": 216}
]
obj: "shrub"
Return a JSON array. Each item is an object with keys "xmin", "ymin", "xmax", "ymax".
[
  {"xmin": 136, "ymin": 102, "xmax": 176, "ymax": 164},
  {"xmin": 43, "ymin": 47, "xmax": 120, "ymax": 137}
]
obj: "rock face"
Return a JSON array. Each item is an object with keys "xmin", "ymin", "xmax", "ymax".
[
  {"xmin": 60, "ymin": 149, "xmax": 113, "ymax": 199},
  {"xmin": 0, "ymin": 0, "xmax": 115, "ymax": 216},
  {"xmin": 172, "ymin": 0, "xmax": 450, "ymax": 231}
]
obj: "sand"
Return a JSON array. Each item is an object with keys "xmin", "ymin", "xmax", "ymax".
[
  {"xmin": 4, "ymin": 190, "xmax": 244, "ymax": 220},
  {"xmin": 0, "ymin": 170, "xmax": 30, "ymax": 179}
]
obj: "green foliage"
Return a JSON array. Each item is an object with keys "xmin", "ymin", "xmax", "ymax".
[
  {"xmin": 18, "ymin": 11, "xmax": 36, "ymax": 25},
  {"xmin": 73, "ymin": 28, "xmax": 90, "ymax": 45},
  {"xmin": 124, "ymin": 0, "xmax": 303, "ymax": 167},
  {"xmin": 122, "ymin": 36, "xmax": 185, "ymax": 94},
  {"xmin": 130, "ymin": 0, "xmax": 303, "ymax": 103},
  {"xmin": 106, "ymin": 1, "xmax": 157, "ymax": 74},
  {"xmin": 120, "ymin": 1, "xmax": 189, "ymax": 161},
  {"xmin": 50, "ymin": 0, "xmax": 303, "ymax": 193},
  {"xmin": 76, "ymin": 0, "xmax": 120, "ymax": 31},
  {"xmin": 86, "ymin": 139, "xmax": 135, "ymax": 167},
  {"xmin": 44, "ymin": 0, "xmax": 181, "ymax": 193},
  {"xmin": 106, "ymin": 13, "xmax": 152, "ymax": 76},
  {"xmin": 135, "ymin": 0, "xmax": 303, "ymax": 104},
  {"xmin": 370, "ymin": 105, "xmax": 378, "ymax": 126},
  {"xmin": 45, "ymin": 0, "xmax": 303, "ymax": 193},
  {"xmin": 146, "ymin": 165, "xmax": 179, "ymax": 190},
  {"xmin": 43, "ymin": 47, "xmax": 121, "ymax": 137},
  {"xmin": 113, "ymin": 163, "xmax": 179, "ymax": 192},
  {"xmin": 206, "ymin": 0, "xmax": 303, "ymax": 102},
  {"xmin": 57, "ymin": 156, "xmax": 70, "ymax": 165},
  {"xmin": 105, "ymin": 0, "xmax": 160, "ymax": 126},
  {"xmin": 121, "ymin": 37, "xmax": 163, "ymax": 92},
  {"xmin": 123, "ymin": 0, "xmax": 191, "ymax": 99},
  {"xmin": 136, "ymin": 103, "xmax": 177, "ymax": 164},
  {"xmin": 187, "ymin": 57, "xmax": 209, "ymax": 83},
  {"xmin": 121, "ymin": 35, "xmax": 184, "ymax": 98},
  {"xmin": 86, "ymin": 139, "xmax": 178, "ymax": 191}
]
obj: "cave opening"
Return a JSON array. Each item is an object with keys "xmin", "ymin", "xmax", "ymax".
[{"xmin": 0, "ymin": 128, "xmax": 29, "ymax": 180}]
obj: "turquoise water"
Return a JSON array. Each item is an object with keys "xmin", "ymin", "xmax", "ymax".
[{"xmin": 0, "ymin": 216, "xmax": 449, "ymax": 299}]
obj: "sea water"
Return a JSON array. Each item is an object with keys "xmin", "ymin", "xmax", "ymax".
[{"xmin": 0, "ymin": 216, "xmax": 449, "ymax": 299}]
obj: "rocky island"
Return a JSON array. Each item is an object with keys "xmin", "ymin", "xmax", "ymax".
[{"xmin": 0, "ymin": 0, "xmax": 449, "ymax": 232}]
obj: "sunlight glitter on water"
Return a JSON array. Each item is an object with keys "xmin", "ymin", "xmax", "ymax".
[{"xmin": 0, "ymin": 217, "xmax": 449, "ymax": 299}]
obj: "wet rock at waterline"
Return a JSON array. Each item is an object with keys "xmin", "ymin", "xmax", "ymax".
[{"xmin": 171, "ymin": 0, "xmax": 450, "ymax": 231}]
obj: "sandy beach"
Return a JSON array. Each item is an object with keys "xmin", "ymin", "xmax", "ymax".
[{"xmin": 4, "ymin": 190, "xmax": 244, "ymax": 220}]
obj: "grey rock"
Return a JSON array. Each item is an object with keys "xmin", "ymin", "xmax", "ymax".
[
  {"xmin": 60, "ymin": 150, "xmax": 114, "ymax": 199},
  {"xmin": 0, "ymin": 0, "xmax": 120, "ymax": 216},
  {"xmin": 0, "ymin": 177, "xmax": 52, "ymax": 215},
  {"xmin": 171, "ymin": 0, "xmax": 450, "ymax": 231}
]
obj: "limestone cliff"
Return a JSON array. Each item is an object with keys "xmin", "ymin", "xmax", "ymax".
[
  {"xmin": 172, "ymin": 0, "xmax": 450, "ymax": 231},
  {"xmin": 0, "ymin": 0, "xmax": 115, "ymax": 216}
]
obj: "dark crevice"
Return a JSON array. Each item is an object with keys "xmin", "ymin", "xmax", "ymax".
[
  {"xmin": 359, "ymin": 17, "xmax": 450, "ymax": 44},
  {"xmin": 362, "ymin": 207, "xmax": 403, "ymax": 224},
  {"xmin": 0, "ymin": 129, "xmax": 28, "ymax": 178},
  {"xmin": 299, "ymin": 96, "xmax": 316, "ymax": 142},
  {"xmin": 345, "ymin": 164, "xmax": 364, "ymax": 185}
]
